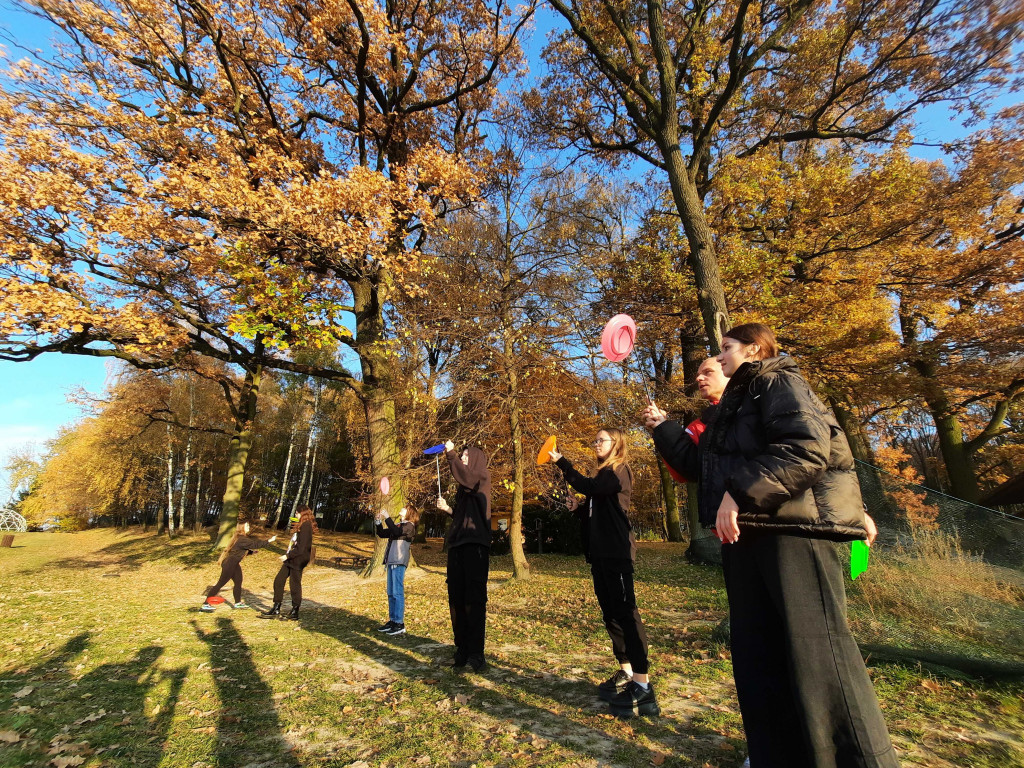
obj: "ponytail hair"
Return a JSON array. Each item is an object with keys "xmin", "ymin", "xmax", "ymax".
[{"xmin": 219, "ymin": 526, "xmax": 242, "ymax": 565}]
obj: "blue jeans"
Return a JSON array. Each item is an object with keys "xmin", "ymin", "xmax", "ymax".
[{"xmin": 386, "ymin": 564, "xmax": 407, "ymax": 623}]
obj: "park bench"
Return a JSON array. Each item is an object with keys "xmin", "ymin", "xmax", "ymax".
[{"xmin": 330, "ymin": 555, "xmax": 369, "ymax": 568}]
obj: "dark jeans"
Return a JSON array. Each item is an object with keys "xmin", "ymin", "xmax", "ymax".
[
  {"xmin": 447, "ymin": 543, "xmax": 489, "ymax": 656},
  {"xmin": 208, "ymin": 559, "xmax": 243, "ymax": 604},
  {"xmin": 590, "ymin": 559, "xmax": 649, "ymax": 674},
  {"xmin": 722, "ymin": 533, "xmax": 899, "ymax": 768},
  {"xmin": 273, "ymin": 563, "xmax": 306, "ymax": 607}
]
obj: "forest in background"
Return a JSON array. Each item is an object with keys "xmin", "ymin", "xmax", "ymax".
[{"xmin": 1, "ymin": 0, "xmax": 1022, "ymax": 577}]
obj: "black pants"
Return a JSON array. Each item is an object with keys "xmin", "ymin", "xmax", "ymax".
[
  {"xmin": 590, "ymin": 559, "xmax": 649, "ymax": 674},
  {"xmin": 208, "ymin": 560, "xmax": 243, "ymax": 604},
  {"xmin": 447, "ymin": 544, "xmax": 489, "ymax": 656},
  {"xmin": 722, "ymin": 533, "xmax": 899, "ymax": 768},
  {"xmin": 272, "ymin": 563, "xmax": 306, "ymax": 607}
]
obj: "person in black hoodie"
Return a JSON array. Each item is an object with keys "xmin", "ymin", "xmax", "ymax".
[
  {"xmin": 549, "ymin": 428, "xmax": 659, "ymax": 718},
  {"xmin": 374, "ymin": 504, "xmax": 419, "ymax": 636},
  {"xmin": 200, "ymin": 521, "xmax": 276, "ymax": 611},
  {"xmin": 259, "ymin": 504, "xmax": 317, "ymax": 621},
  {"xmin": 643, "ymin": 323, "xmax": 897, "ymax": 768},
  {"xmin": 436, "ymin": 441, "xmax": 491, "ymax": 672}
]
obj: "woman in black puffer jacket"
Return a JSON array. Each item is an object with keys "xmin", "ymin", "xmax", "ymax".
[{"xmin": 644, "ymin": 323, "xmax": 897, "ymax": 768}]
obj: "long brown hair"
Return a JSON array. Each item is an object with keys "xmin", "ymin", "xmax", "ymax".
[
  {"xmin": 293, "ymin": 505, "xmax": 319, "ymax": 533},
  {"xmin": 723, "ymin": 322, "xmax": 779, "ymax": 359},
  {"xmin": 218, "ymin": 521, "xmax": 246, "ymax": 564},
  {"xmin": 596, "ymin": 427, "xmax": 629, "ymax": 471}
]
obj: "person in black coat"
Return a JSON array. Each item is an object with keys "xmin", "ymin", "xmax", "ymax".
[
  {"xmin": 259, "ymin": 505, "xmax": 317, "ymax": 621},
  {"xmin": 201, "ymin": 521, "xmax": 276, "ymax": 611},
  {"xmin": 549, "ymin": 428, "xmax": 659, "ymax": 718},
  {"xmin": 643, "ymin": 323, "xmax": 897, "ymax": 768},
  {"xmin": 436, "ymin": 441, "xmax": 491, "ymax": 672},
  {"xmin": 374, "ymin": 505, "xmax": 419, "ymax": 636}
]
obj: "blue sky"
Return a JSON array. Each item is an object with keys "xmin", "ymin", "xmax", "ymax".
[
  {"xmin": 0, "ymin": 5, "xmax": 1019, "ymax": 497},
  {"xmin": 0, "ymin": 10, "xmax": 102, "ymax": 496}
]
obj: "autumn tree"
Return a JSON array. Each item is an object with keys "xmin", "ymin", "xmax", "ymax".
[
  {"xmin": 705, "ymin": 126, "xmax": 1024, "ymax": 503},
  {"xmin": 534, "ymin": 0, "xmax": 1023, "ymax": 352},
  {"xmin": 605, "ymin": 199, "xmax": 722, "ymax": 558},
  {"xmin": 0, "ymin": 0, "xmax": 534, "ymax": 563},
  {"xmin": 410, "ymin": 149, "xmax": 622, "ymax": 577}
]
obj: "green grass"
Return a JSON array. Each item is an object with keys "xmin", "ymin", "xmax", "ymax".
[{"xmin": 0, "ymin": 529, "xmax": 1021, "ymax": 767}]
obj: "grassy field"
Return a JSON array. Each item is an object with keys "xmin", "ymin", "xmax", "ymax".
[{"xmin": 0, "ymin": 528, "xmax": 1022, "ymax": 768}]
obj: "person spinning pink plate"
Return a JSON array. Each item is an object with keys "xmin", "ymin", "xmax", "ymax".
[{"xmin": 643, "ymin": 323, "xmax": 896, "ymax": 767}]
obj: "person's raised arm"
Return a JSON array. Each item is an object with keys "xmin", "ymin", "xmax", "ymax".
[
  {"xmin": 445, "ymin": 440, "xmax": 487, "ymax": 489},
  {"xmin": 552, "ymin": 455, "xmax": 621, "ymax": 497},
  {"xmin": 646, "ymin": 402, "xmax": 700, "ymax": 481}
]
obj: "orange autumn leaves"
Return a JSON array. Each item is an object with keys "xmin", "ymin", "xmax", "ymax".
[{"xmin": 0, "ymin": 0, "xmax": 496, "ymax": 360}]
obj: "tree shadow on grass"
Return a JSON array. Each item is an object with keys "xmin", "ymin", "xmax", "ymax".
[
  {"xmin": 191, "ymin": 616, "xmax": 298, "ymax": 768},
  {"xmin": 304, "ymin": 606, "xmax": 739, "ymax": 767},
  {"xmin": 13, "ymin": 532, "xmax": 221, "ymax": 578},
  {"xmin": 95, "ymin": 532, "xmax": 221, "ymax": 570},
  {"xmin": 0, "ymin": 632, "xmax": 187, "ymax": 768}
]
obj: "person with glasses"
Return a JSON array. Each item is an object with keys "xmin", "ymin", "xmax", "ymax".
[{"xmin": 548, "ymin": 428, "xmax": 658, "ymax": 718}]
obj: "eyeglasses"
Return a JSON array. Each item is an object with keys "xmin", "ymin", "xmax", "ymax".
[{"xmin": 592, "ymin": 438, "xmax": 612, "ymax": 445}]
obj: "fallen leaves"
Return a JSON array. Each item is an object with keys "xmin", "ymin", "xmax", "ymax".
[
  {"xmin": 13, "ymin": 685, "xmax": 34, "ymax": 699},
  {"xmin": 0, "ymin": 731, "xmax": 21, "ymax": 744},
  {"xmin": 73, "ymin": 709, "xmax": 106, "ymax": 726}
]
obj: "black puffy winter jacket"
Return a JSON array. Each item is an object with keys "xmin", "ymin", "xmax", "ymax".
[{"xmin": 653, "ymin": 356, "xmax": 867, "ymax": 541}]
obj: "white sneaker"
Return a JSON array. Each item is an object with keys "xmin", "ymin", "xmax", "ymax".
[{"xmin": 200, "ymin": 603, "xmax": 215, "ymax": 612}]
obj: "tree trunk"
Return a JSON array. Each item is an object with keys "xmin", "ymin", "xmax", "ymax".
[
  {"xmin": 829, "ymin": 395, "xmax": 895, "ymax": 519},
  {"xmin": 214, "ymin": 364, "xmax": 262, "ymax": 549},
  {"xmin": 929, "ymin": 407, "xmax": 979, "ymax": 502},
  {"xmin": 177, "ymin": 381, "xmax": 194, "ymax": 533},
  {"xmin": 164, "ymin": 423, "xmax": 174, "ymax": 538},
  {"xmin": 658, "ymin": 460, "xmax": 682, "ymax": 541},
  {"xmin": 505, "ymin": 362, "xmax": 530, "ymax": 580},
  {"xmin": 361, "ymin": 388, "xmax": 404, "ymax": 577},
  {"xmin": 902, "ymin": 308, "xmax": 981, "ymax": 502},
  {"xmin": 300, "ymin": 441, "xmax": 318, "ymax": 505},
  {"xmin": 661, "ymin": 120, "xmax": 730, "ymax": 352},
  {"xmin": 270, "ymin": 424, "xmax": 297, "ymax": 529},
  {"xmin": 193, "ymin": 462, "xmax": 203, "ymax": 532},
  {"xmin": 291, "ymin": 385, "xmax": 321, "ymax": 518}
]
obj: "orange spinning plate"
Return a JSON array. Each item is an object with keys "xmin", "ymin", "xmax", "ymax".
[
  {"xmin": 537, "ymin": 435, "xmax": 558, "ymax": 465},
  {"xmin": 206, "ymin": 595, "xmax": 226, "ymax": 605}
]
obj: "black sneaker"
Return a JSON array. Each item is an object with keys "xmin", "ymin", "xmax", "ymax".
[
  {"xmin": 609, "ymin": 681, "xmax": 660, "ymax": 718},
  {"xmin": 468, "ymin": 653, "xmax": 486, "ymax": 672},
  {"xmin": 376, "ymin": 621, "xmax": 395, "ymax": 632},
  {"xmin": 385, "ymin": 622, "xmax": 406, "ymax": 635},
  {"xmin": 597, "ymin": 669, "xmax": 632, "ymax": 702}
]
